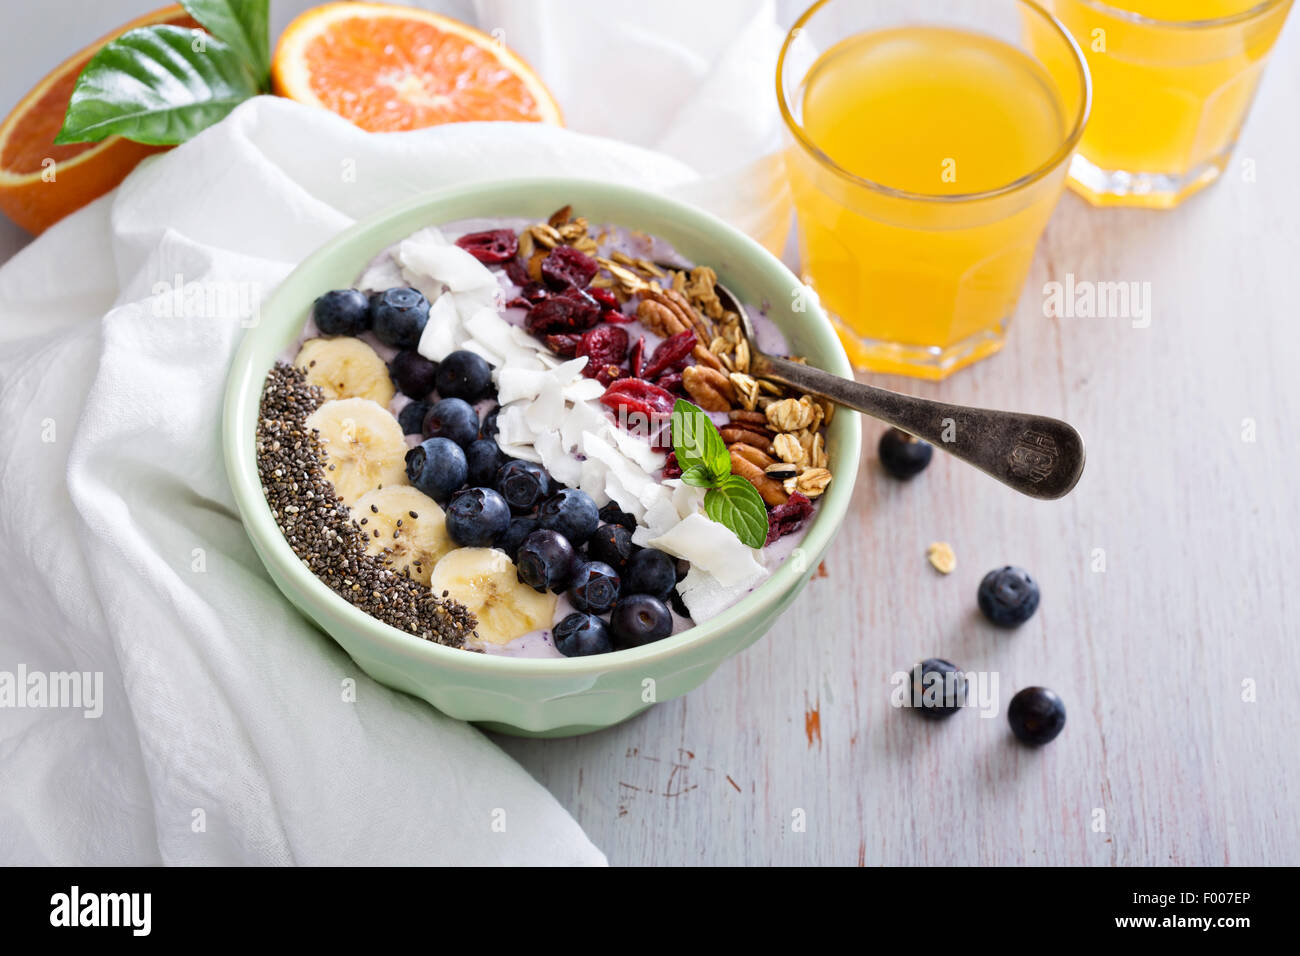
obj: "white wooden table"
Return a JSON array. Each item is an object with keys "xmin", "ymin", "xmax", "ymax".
[{"xmin": 5, "ymin": 2, "xmax": 1297, "ymax": 867}]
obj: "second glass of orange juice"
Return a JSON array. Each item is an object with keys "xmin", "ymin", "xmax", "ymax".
[
  {"xmin": 1040, "ymin": 0, "xmax": 1293, "ymax": 208},
  {"xmin": 778, "ymin": 0, "xmax": 1090, "ymax": 379}
]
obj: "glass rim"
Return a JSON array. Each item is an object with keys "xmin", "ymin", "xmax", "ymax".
[
  {"xmin": 1077, "ymin": 0, "xmax": 1290, "ymax": 29},
  {"xmin": 775, "ymin": 0, "xmax": 1093, "ymax": 205}
]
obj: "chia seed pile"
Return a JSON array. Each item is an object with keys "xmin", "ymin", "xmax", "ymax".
[{"xmin": 256, "ymin": 362, "xmax": 477, "ymax": 648}]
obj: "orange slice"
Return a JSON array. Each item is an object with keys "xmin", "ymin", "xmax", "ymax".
[
  {"xmin": 271, "ymin": 2, "xmax": 562, "ymax": 132},
  {"xmin": 0, "ymin": 4, "xmax": 198, "ymax": 235}
]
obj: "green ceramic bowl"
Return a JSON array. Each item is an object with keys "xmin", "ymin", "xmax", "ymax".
[{"xmin": 223, "ymin": 178, "xmax": 860, "ymax": 737}]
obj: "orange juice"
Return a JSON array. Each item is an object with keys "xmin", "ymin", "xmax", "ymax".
[
  {"xmin": 1042, "ymin": 0, "xmax": 1293, "ymax": 207},
  {"xmin": 780, "ymin": 17, "xmax": 1087, "ymax": 378}
]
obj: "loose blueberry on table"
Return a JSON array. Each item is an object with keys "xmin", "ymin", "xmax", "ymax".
[
  {"xmin": 261, "ymin": 205, "xmax": 836, "ymax": 658},
  {"xmin": 909, "ymin": 658, "xmax": 968, "ymax": 719},
  {"xmin": 978, "ymin": 566, "xmax": 1041, "ymax": 627},
  {"xmin": 879, "ymin": 427, "xmax": 933, "ymax": 480},
  {"xmin": 1007, "ymin": 687, "xmax": 1066, "ymax": 745}
]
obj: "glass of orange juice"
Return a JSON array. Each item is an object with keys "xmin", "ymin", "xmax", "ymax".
[
  {"xmin": 778, "ymin": 0, "xmax": 1091, "ymax": 379},
  {"xmin": 1040, "ymin": 1, "xmax": 1293, "ymax": 208}
]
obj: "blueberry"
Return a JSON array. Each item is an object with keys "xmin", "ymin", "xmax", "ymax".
[
  {"xmin": 568, "ymin": 560, "xmax": 621, "ymax": 614},
  {"xmin": 516, "ymin": 529, "xmax": 575, "ymax": 593},
  {"xmin": 423, "ymin": 397, "xmax": 479, "ymax": 447},
  {"xmin": 445, "ymin": 487, "xmax": 511, "ymax": 547},
  {"xmin": 465, "ymin": 439, "xmax": 504, "ymax": 487},
  {"xmin": 498, "ymin": 516, "xmax": 539, "ymax": 561},
  {"xmin": 908, "ymin": 658, "xmax": 967, "ymax": 719},
  {"xmin": 495, "ymin": 460, "xmax": 553, "ymax": 514},
  {"xmin": 978, "ymin": 566, "xmax": 1040, "ymax": 627},
  {"xmin": 370, "ymin": 287, "xmax": 429, "ymax": 348},
  {"xmin": 610, "ymin": 594, "xmax": 674, "ymax": 649},
  {"xmin": 598, "ymin": 501, "xmax": 637, "ymax": 534},
  {"xmin": 435, "ymin": 349, "xmax": 494, "ymax": 402},
  {"xmin": 405, "ymin": 437, "xmax": 466, "ymax": 502},
  {"xmin": 312, "ymin": 288, "xmax": 371, "ymax": 336},
  {"xmin": 668, "ymin": 588, "xmax": 689, "ymax": 617},
  {"xmin": 480, "ymin": 406, "xmax": 499, "ymax": 440},
  {"xmin": 586, "ymin": 523, "xmax": 636, "ymax": 574},
  {"xmin": 879, "ymin": 427, "xmax": 933, "ymax": 479},
  {"xmin": 1007, "ymin": 687, "xmax": 1066, "ymax": 745},
  {"xmin": 553, "ymin": 613, "xmax": 613, "ymax": 657},
  {"xmin": 389, "ymin": 350, "xmax": 439, "ymax": 399},
  {"xmin": 675, "ymin": 558, "xmax": 691, "ymax": 583},
  {"xmin": 397, "ymin": 400, "xmax": 432, "ymax": 436},
  {"xmin": 624, "ymin": 548, "xmax": 676, "ymax": 600},
  {"xmin": 537, "ymin": 488, "xmax": 599, "ymax": 547}
]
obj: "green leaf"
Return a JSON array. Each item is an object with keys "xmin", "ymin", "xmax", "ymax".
[
  {"xmin": 704, "ymin": 475, "xmax": 769, "ymax": 549},
  {"xmin": 672, "ymin": 398, "xmax": 730, "ymax": 482},
  {"xmin": 181, "ymin": 0, "xmax": 271, "ymax": 87},
  {"xmin": 679, "ymin": 464, "xmax": 716, "ymax": 488},
  {"xmin": 55, "ymin": 26, "xmax": 259, "ymax": 146}
]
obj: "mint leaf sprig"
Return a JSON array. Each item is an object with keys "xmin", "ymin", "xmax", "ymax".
[
  {"xmin": 55, "ymin": 0, "xmax": 271, "ymax": 146},
  {"xmin": 671, "ymin": 399, "xmax": 769, "ymax": 549}
]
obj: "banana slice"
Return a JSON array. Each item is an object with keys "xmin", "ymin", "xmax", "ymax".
[
  {"xmin": 295, "ymin": 336, "xmax": 395, "ymax": 405},
  {"xmin": 429, "ymin": 548, "xmax": 557, "ymax": 646},
  {"xmin": 350, "ymin": 486, "xmax": 452, "ymax": 586},
  {"xmin": 306, "ymin": 397, "xmax": 409, "ymax": 504}
]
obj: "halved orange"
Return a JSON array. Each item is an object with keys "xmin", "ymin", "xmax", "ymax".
[
  {"xmin": 0, "ymin": 4, "xmax": 198, "ymax": 235},
  {"xmin": 272, "ymin": 2, "xmax": 562, "ymax": 132}
]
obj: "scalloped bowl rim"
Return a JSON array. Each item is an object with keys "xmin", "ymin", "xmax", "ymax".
[{"xmin": 222, "ymin": 177, "xmax": 860, "ymax": 677}]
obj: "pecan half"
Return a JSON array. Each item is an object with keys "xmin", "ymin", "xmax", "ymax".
[
  {"xmin": 636, "ymin": 298, "xmax": 683, "ymax": 338},
  {"xmin": 728, "ymin": 409, "xmax": 769, "ymax": 428},
  {"xmin": 729, "ymin": 442, "xmax": 774, "ymax": 470},
  {"xmin": 644, "ymin": 288, "xmax": 722, "ymax": 371},
  {"xmin": 730, "ymin": 449, "xmax": 789, "ymax": 506},
  {"xmin": 682, "ymin": 365, "xmax": 734, "ymax": 411},
  {"xmin": 720, "ymin": 425, "xmax": 772, "ymax": 449}
]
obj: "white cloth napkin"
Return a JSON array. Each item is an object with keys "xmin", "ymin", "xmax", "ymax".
[{"xmin": 0, "ymin": 0, "xmax": 791, "ymax": 866}]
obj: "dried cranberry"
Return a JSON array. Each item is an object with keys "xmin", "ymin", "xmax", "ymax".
[
  {"xmin": 655, "ymin": 371, "xmax": 684, "ymax": 394},
  {"xmin": 503, "ymin": 259, "xmax": 530, "ymax": 286},
  {"xmin": 577, "ymin": 325, "xmax": 629, "ymax": 372},
  {"xmin": 506, "ymin": 297, "xmax": 533, "ymax": 310},
  {"xmin": 589, "ymin": 288, "xmax": 620, "ymax": 310},
  {"xmin": 595, "ymin": 364, "xmax": 623, "ymax": 387},
  {"xmin": 456, "ymin": 229, "xmax": 518, "ymax": 264},
  {"xmin": 540, "ymin": 246, "xmax": 599, "ymax": 290},
  {"xmin": 765, "ymin": 492, "xmax": 814, "ymax": 545},
  {"xmin": 629, "ymin": 336, "xmax": 646, "ymax": 378},
  {"xmin": 524, "ymin": 288, "xmax": 602, "ymax": 335},
  {"xmin": 642, "ymin": 329, "xmax": 697, "ymax": 379},
  {"xmin": 520, "ymin": 281, "xmax": 549, "ymax": 303},
  {"xmin": 545, "ymin": 333, "xmax": 582, "ymax": 358},
  {"xmin": 600, "ymin": 378, "xmax": 677, "ymax": 419},
  {"xmin": 601, "ymin": 308, "xmax": 633, "ymax": 324},
  {"xmin": 662, "ymin": 452, "xmax": 682, "ymax": 480}
]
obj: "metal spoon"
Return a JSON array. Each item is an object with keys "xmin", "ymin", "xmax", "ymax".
[{"xmin": 714, "ymin": 283, "xmax": 1085, "ymax": 500}]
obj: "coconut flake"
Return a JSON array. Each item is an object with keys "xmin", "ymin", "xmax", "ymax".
[
  {"xmin": 561, "ymin": 401, "xmax": 611, "ymax": 452},
  {"xmin": 497, "ymin": 368, "xmax": 551, "ymax": 405},
  {"xmin": 525, "ymin": 380, "xmax": 566, "ymax": 432},
  {"xmin": 563, "ymin": 378, "xmax": 606, "ymax": 404},
  {"xmin": 535, "ymin": 431, "xmax": 583, "ymax": 487},
  {"xmin": 647, "ymin": 513, "xmax": 765, "ymax": 587},
  {"xmin": 417, "ymin": 293, "xmax": 463, "ymax": 362},
  {"xmin": 677, "ymin": 565, "xmax": 765, "ymax": 622},
  {"xmin": 610, "ymin": 424, "xmax": 667, "ymax": 473},
  {"xmin": 398, "ymin": 238, "xmax": 496, "ymax": 293}
]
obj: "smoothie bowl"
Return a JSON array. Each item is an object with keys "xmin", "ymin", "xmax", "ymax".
[{"xmin": 223, "ymin": 179, "xmax": 860, "ymax": 736}]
